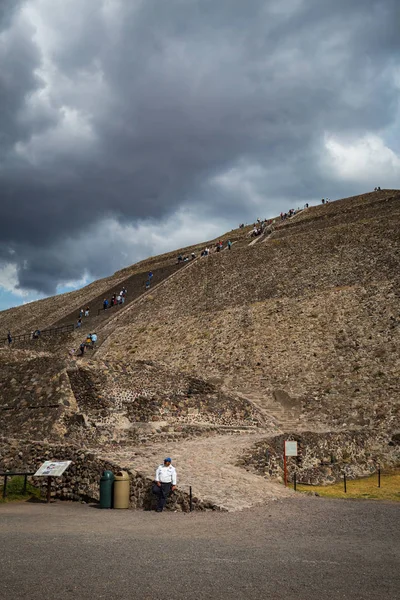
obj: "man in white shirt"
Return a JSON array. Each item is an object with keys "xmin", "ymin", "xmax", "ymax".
[{"xmin": 154, "ymin": 457, "xmax": 177, "ymax": 512}]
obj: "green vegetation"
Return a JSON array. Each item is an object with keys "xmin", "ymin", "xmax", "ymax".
[
  {"xmin": 290, "ymin": 470, "xmax": 400, "ymax": 502},
  {"xmin": 0, "ymin": 476, "xmax": 42, "ymax": 503}
]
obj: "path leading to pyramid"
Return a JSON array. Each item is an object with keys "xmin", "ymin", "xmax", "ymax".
[{"xmin": 101, "ymin": 432, "xmax": 293, "ymax": 511}]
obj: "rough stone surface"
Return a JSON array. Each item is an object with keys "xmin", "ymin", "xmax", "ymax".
[
  {"xmin": 241, "ymin": 431, "xmax": 400, "ymax": 485},
  {"xmin": 0, "ymin": 190, "xmax": 399, "ymax": 509}
]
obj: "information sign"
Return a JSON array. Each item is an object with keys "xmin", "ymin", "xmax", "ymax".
[
  {"xmin": 34, "ymin": 461, "xmax": 72, "ymax": 477},
  {"xmin": 285, "ymin": 441, "xmax": 298, "ymax": 457}
]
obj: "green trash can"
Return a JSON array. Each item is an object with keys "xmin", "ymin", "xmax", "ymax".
[{"xmin": 100, "ymin": 470, "xmax": 114, "ymax": 508}]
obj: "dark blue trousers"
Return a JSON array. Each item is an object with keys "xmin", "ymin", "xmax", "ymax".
[{"xmin": 155, "ymin": 482, "xmax": 172, "ymax": 511}]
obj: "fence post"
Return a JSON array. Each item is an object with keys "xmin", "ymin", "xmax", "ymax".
[
  {"xmin": 23, "ymin": 474, "xmax": 28, "ymax": 495},
  {"xmin": 189, "ymin": 486, "xmax": 193, "ymax": 512},
  {"xmin": 47, "ymin": 476, "xmax": 52, "ymax": 503},
  {"xmin": 378, "ymin": 466, "xmax": 381, "ymax": 488},
  {"xmin": 3, "ymin": 474, "xmax": 8, "ymax": 498},
  {"xmin": 294, "ymin": 473, "xmax": 297, "ymax": 492},
  {"xmin": 343, "ymin": 473, "xmax": 347, "ymax": 493}
]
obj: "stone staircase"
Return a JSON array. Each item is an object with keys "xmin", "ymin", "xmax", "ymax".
[
  {"xmin": 248, "ymin": 232, "xmax": 266, "ymax": 246},
  {"xmin": 248, "ymin": 226, "xmax": 276, "ymax": 247},
  {"xmin": 93, "ymin": 241, "xmax": 238, "ymax": 355},
  {"xmin": 234, "ymin": 390, "xmax": 306, "ymax": 432}
]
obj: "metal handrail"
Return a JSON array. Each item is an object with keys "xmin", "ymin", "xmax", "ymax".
[{"xmin": 3, "ymin": 323, "xmax": 75, "ymax": 345}]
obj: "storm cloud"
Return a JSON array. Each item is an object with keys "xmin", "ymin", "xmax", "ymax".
[{"xmin": 0, "ymin": 0, "xmax": 399, "ymax": 297}]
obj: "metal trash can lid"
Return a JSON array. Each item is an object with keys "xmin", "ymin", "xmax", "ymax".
[
  {"xmin": 114, "ymin": 471, "xmax": 130, "ymax": 481},
  {"xmin": 101, "ymin": 470, "xmax": 114, "ymax": 480}
]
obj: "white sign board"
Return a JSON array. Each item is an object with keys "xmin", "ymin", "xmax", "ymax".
[
  {"xmin": 34, "ymin": 461, "xmax": 72, "ymax": 477},
  {"xmin": 285, "ymin": 441, "xmax": 298, "ymax": 457}
]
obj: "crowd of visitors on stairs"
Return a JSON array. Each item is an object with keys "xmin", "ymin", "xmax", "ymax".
[
  {"xmin": 177, "ymin": 239, "xmax": 233, "ymax": 262},
  {"xmin": 102, "ymin": 287, "xmax": 128, "ymax": 313},
  {"xmin": 76, "ymin": 305, "xmax": 91, "ymax": 328},
  {"xmin": 77, "ymin": 332, "xmax": 98, "ymax": 356},
  {"xmin": 177, "ymin": 253, "xmax": 196, "ymax": 262}
]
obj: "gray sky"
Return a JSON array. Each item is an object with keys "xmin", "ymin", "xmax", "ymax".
[{"xmin": 1, "ymin": 0, "xmax": 399, "ymax": 307}]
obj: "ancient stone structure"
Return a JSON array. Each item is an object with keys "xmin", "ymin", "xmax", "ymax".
[
  {"xmin": 240, "ymin": 431, "xmax": 400, "ymax": 485},
  {"xmin": 0, "ymin": 190, "xmax": 399, "ymax": 510}
]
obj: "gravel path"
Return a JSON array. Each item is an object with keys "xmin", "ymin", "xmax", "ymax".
[
  {"xmin": 0, "ymin": 498, "xmax": 398, "ymax": 600},
  {"xmin": 101, "ymin": 432, "xmax": 292, "ymax": 511}
]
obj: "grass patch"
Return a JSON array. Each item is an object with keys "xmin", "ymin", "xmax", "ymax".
[
  {"xmin": 290, "ymin": 470, "xmax": 400, "ymax": 501},
  {"xmin": 0, "ymin": 476, "xmax": 42, "ymax": 503}
]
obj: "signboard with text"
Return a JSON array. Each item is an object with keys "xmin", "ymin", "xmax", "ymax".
[
  {"xmin": 34, "ymin": 461, "xmax": 72, "ymax": 477},
  {"xmin": 284, "ymin": 441, "xmax": 298, "ymax": 457}
]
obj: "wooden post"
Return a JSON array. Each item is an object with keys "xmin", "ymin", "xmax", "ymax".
[
  {"xmin": 47, "ymin": 476, "xmax": 52, "ymax": 503},
  {"xmin": 284, "ymin": 446, "xmax": 287, "ymax": 488}
]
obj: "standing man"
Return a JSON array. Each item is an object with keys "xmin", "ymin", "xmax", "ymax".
[{"xmin": 154, "ymin": 458, "xmax": 177, "ymax": 512}]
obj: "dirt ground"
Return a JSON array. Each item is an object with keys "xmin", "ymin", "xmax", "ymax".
[{"xmin": 0, "ymin": 497, "xmax": 399, "ymax": 600}]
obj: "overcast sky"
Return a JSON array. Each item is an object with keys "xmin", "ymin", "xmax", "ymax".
[{"xmin": 1, "ymin": 0, "xmax": 399, "ymax": 310}]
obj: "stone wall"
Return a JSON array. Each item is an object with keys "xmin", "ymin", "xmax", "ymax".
[
  {"xmin": 0, "ymin": 349, "xmax": 266, "ymax": 448},
  {"xmin": 240, "ymin": 431, "xmax": 400, "ymax": 485},
  {"xmin": 0, "ymin": 352, "xmax": 76, "ymax": 441},
  {"xmin": 0, "ymin": 438, "xmax": 217, "ymax": 511},
  {"xmin": 64, "ymin": 359, "xmax": 265, "ymax": 445}
]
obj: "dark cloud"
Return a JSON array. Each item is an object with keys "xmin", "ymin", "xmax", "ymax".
[{"xmin": 0, "ymin": 0, "xmax": 399, "ymax": 296}]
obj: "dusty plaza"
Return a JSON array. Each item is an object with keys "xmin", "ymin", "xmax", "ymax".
[{"xmin": 0, "ymin": 497, "xmax": 398, "ymax": 600}]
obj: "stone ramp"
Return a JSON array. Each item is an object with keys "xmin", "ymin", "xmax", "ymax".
[{"xmin": 101, "ymin": 432, "xmax": 292, "ymax": 511}]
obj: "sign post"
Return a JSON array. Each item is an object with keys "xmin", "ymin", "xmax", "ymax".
[
  {"xmin": 34, "ymin": 461, "xmax": 72, "ymax": 503},
  {"xmin": 284, "ymin": 441, "xmax": 298, "ymax": 487}
]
